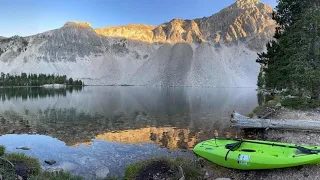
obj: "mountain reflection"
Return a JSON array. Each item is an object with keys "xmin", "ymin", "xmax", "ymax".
[
  {"xmin": 75, "ymin": 127, "xmax": 199, "ymax": 150},
  {"xmin": 0, "ymin": 86, "xmax": 257, "ymax": 149}
]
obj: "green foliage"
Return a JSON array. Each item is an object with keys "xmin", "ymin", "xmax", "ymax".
[
  {"xmin": 3, "ymin": 153, "xmax": 41, "ymax": 175},
  {"xmin": 281, "ymin": 98, "xmax": 320, "ymax": 109},
  {"xmin": 29, "ymin": 171, "xmax": 83, "ymax": 180},
  {"xmin": 257, "ymin": 0, "xmax": 320, "ymax": 100},
  {"xmin": 125, "ymin": 157, "xmax": 202, "ymax": 180},
  {"xmin": 257, "ymin": 71, "xmax": 264, "ymax": 88},
  {"xmin": 0, "ymin": 72, "xmax": 83, "ymax": 87},
  {"xmin": 247, "ymin": 113, "xmax": 254, "ymax": 118},
  {"xmin": 0, "ymin": 145, "xmax": 5, "ymax": 156},
  {"xmin": 0, "ymin": 148, "xmax": 83, "ymax": 180},
  {"xmin": 252, "ymin": 95, "xmax": 281, "ymax": 115},
  {"xmin": 173, "ymin": 158, "xmax": 202, "ymax": 180},
  {"xmin": 0, "ymin": 157, "xmax": 17, "ymax": 180}
]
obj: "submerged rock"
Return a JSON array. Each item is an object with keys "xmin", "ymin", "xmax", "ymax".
[
  {"xmin": 16, "ymin": 146, "xmax": 31, "ymax": 150},
  {"xmin": 45, "ymin": 168, "xmax": 64, "ymax": 176},
  {"xmin": 95, "ymin": 166, "xmax": 110, "ymax": 179},
  {"xmin": 58, "ymin": 162, "xmax": 78, "ymax": 171},
  {"xmin": 44, "ymin": 159, "xmax": 57, "ymax": 165},
  {"xmin": 48, "ymin": 162, "xmax": 78, "ymax": 172}
]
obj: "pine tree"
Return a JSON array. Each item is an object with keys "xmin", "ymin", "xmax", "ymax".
[{"xmin": 257, "ymin": 0, "xmax": 320, "ymax": 99}]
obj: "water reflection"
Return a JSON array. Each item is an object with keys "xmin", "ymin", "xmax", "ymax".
[
  {"xmin": 0, "ymin": 86, "xmax": 83, "ymax": 101},
  {"xmin": 0, "ymin": 134, "xmax": 194, "ymax": 179},
  {"xmin": 0, "ymin": 87, "xmax": 258, "ymax": 148}
]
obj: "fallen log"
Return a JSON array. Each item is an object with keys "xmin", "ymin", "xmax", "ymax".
[{"xmin": 230, "ymin": 111, "xmax": 320, "ymax": 131}]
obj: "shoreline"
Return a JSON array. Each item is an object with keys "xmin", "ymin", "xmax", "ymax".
[
  {"xmin": 199, "ymin": 105, "xmax": 320, "ymax": 180},
  {"xmin": 0, "ymin": 85, "xmax": 85, "ymax": 88},
  {"xmin": 1, "ymin": 88, "xmax": 318, "ymax": 179},
  {"xmin": 2, "ymin": 108, "xmax": 319, "ymax": 179}
]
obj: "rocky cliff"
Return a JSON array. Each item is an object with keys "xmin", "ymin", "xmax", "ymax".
[
  {"xmin": 0, "ymin": 0, "xmax": 275, "ymax": 87},
  {"xmin": 96, "ymin": 0, "xmax": 274, "ymax": 45}
]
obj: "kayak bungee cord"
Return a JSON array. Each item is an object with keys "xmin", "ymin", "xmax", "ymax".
[
  {"xmin": 225, "ymin": 139, "xmax": 243, "ymax": 161},
  {"xmin": 215, "ymin": 137, "xmax": 320, "ymax": 155}
]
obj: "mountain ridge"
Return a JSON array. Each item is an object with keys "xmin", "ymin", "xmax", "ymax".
[
  {"xmin": 0, "ymin": 0, "xmax": 275, "ymax": 87},
  {"xmin": 94, "ymin": 0, "xmax": 274, "ymax": 45}
]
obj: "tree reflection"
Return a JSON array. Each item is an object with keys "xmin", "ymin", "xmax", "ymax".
[{"xmin": 0, "ymin": 87, "xmax": 83, "ymax": 101}]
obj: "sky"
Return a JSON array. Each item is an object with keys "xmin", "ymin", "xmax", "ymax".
[{"xmin": 0, "ymin": 0, "xmax": 277, "ymax": 37}]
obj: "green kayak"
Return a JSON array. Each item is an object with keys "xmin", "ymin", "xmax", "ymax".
[{"xmin": 193, "ymin": 138, "xmax": 320, "ymax": 170}]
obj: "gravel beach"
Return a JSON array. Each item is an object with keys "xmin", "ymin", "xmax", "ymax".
[{"xmin": 202, "ymin": 108, "xmax": 320, "ymax": 180}]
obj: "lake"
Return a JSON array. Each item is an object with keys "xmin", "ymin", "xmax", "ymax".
[{"xmin": 0, "ymin": 86, "xmax": 258, "ymax": 178}]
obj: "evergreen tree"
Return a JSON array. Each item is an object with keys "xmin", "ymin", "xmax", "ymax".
[
  {"xmin": 0, "ymin": 72, "xmax": 83, "ymax": 87},
  {"xmin": 257, "ymin": 0, "xmax": 320, "ymax": 99}
]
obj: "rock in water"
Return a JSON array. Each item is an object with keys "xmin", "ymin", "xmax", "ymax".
[
  {"xmin": 45, "ymin": 168, "xmax": 64, "ymax": 176},
  {"xmin": 44, "ymin": 159, "xmax": 57, "ymax": 165},
  {"xmin": 95, "ymin": 166, "xmax": 110, "ymax": 179},
  {"xmin": 57, "ymin": 162, "xmax": 78, "ymax": 171},
  {"xmin": 16, "ymin": 146, "xmax": 31, "ymax": 150}
]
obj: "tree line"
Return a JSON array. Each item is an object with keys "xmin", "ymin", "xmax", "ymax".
[
  {"xmin": 0, "ymin": 72, "xmax": 84, "ymax": 87},
  {"xmin": 257, "ymin": 0, "xmax": 320, "ymax": 100}
]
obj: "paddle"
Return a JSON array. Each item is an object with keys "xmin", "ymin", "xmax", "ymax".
[
  {"xmin": 218, "ymin": 137, "xmax": 320, "ymax": 155},
  {"xmin": 224, "ymin": 139, "xmax": 243, "ymax": 161}
]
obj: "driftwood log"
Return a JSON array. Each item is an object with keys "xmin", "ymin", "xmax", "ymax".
[{"xmin": 230, "ymin": 112, "xmax": 320, "ymax": 131}]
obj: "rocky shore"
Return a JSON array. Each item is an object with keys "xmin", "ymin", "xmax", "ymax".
[{"xmin": 200, "ymin": 108, "xmax": 320, "ymax": 180}]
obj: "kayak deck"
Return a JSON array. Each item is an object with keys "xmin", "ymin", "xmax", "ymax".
[{"xmin": 193, "ymin": 138, "xmax": 320, "ymax": 170}]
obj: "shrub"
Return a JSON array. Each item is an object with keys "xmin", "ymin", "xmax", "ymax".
[
  {"xmin": 0, "ymin": 145, "xmax": 5, "ymax": 156},
  {"xmin": 125, "ymin": 157, "xmax": 202, "ymax": 180},
  {"xmin": 3, "ymin": 153, "xmax": 41, "ymax": 176}
]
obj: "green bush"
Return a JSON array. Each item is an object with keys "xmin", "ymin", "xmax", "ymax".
[
  {"xmin": 125, "ymin": 157, "xmax": 202, "ymax": 180},
  {"xmin": 281, "ymin": 98, "xmax": 320, "ymax": 109},
  {"xmin": 0, "ymin": 145, "xmax": 5, "ymax": 156},
  {"xmin": 3, "ymin": 153, "xmax": 41, "ymax": 176},
  {"xmin": 247, "ymin": 113, "xmax": 254, "ymax": 118}
]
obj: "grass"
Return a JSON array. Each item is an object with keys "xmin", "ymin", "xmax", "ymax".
[
  {"xmin": 173, "ymin": 158, "xmax": 203, "ymax": 179},
  {"xmin": 247, "ymin": 113, "xmax": 254, "ymax": 118},
  {"xmin": 0, "ymin": 153, "xmax": 17, "ymax": 180},
  {"xmin": 252, "ymin": 100, "xmax": 278, "ymax": 114},
  {"xmin": 281, "ymin": 98, "xmax": 320, "ymax": 109},
  {"xmin": 0, "ymin": 145, "xmax": 5, "ymax": 156},
  {"xmin": 3, "ymin": 152, "xmax": 41, "ymax": 176},
  {"xmin": 0, "ymin": 145, "xmax": 203, "ymax": 180},
  {"xmin": 124, "ymin": 157, "xmax": 202, "ymax": 180},
  {"xmin": 0, "ymin": 151, "xmax": 83, "ymax": 180},
  {"xmin": 252, "ymin": 91, "xmax": 320, "ymax": 116},
  {"xmin": 252, "ymin": 94, "xmax": 281, "ymax": 114}
]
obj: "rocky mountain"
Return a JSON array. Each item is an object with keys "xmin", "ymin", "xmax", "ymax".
[
  {"xmin": 0, "ymin": 0, "xmax": 275, "ymax": 87},
  {"xmin": 96, "ymin": 0, "xmax": 274, "ymax": 45}
]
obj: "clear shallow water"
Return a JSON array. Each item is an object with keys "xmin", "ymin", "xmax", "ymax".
[{"xmin": 0, "ymin": 86, "xmax": 258, "ymax": 178}]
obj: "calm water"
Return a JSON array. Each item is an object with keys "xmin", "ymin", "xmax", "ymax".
[{"xmin": 0, "ymin": 86, "xmax": 258, "ymax": 178}]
